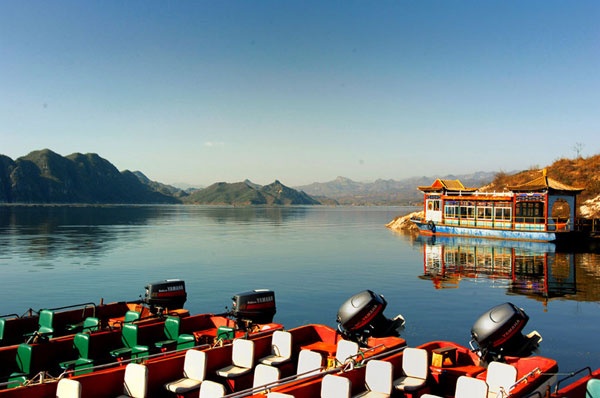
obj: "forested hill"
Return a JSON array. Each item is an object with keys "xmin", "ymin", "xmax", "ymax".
[
  {"xmin": 483, "ymin": 154, "xmax": 600, "ymax": 208},
  {"xmin": 0, "ymin": 150, "xmax": 321, "ymax": 205},
  {"xmin": 0, "ymin": 149, "xmax": 179, "ymax": 204}
]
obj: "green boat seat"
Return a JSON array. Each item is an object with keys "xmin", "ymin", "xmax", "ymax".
[
  {"xmin": 0, "ymin": 318, "xmax": 5, "ymax": 344},
  {"xmin": 37, "ymin": 309, "xmax": 55, "ymax": 338},
  {"xmin": 124, "ymin": 311, "xmax": 141, "ymax": 323},
  {"xmin": 8, "ymin": 343, "xmax": 34, "ymax": 388},
  {"xmin": 59, "ymin": 333, "xmax": 94, "ymax": 375},
  {"xmin": 155, "ymin": 316, "xmax": 195, "ymax": 351},
  {"xmin": 82, "ymin": 317, "xmax": 100, "ymax": 333},
  {"xmin": 110, "ymin": 323, "xmax": 148, "ymax": 361},
  {"xmin": 587, "ymin": 378, "xmax": 600, "ymax": 398}
]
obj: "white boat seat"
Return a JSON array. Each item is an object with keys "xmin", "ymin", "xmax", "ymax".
[
  {"xmin": 199, "ymin": 380, "xmax": 226, "ymax": 398},
  {"xmin": 267, "ymin": 393, "xmax": 295, "ymax": 398},
  {"xmin": 353, "ymin": 360, "xmax": 393, "ymax": 398},
  {"xmin": 252, "ymin": 364, "xmax": 281, "ymax": 392},
  {"xmin": 56, "ymin": 378, "xmax": 82, "ymax": 398},
  {"xmin": 259, "ymin": 330, "xmax": 293, "ymax": 366},
  {"xmin": 336, "ymin": 339, "xmax": 359, "ymax": 366},
  {"xmin": 485, "ymin": 361, "xmax": 517, "ymax": 398},
  {"xmin": 455, "ymin": 376, "xmax": 489, "ymax": 398},
  {"xmin": 393, "ymin": 347, "xmax": 428, "ymax": 392},
  {"xmin": 296, "ymin": 349, "xmax": 323, "ymax": 378},
  {"xmin": 321, "ymin": 374, "xmax": 351, "ymax": 398},
  {"xmin": 116, "ymin": 363, "xmax": 148, "ymax": 398},
  {"xmin": 215, "ymin": 338, "xmax": 255, "ymax": 378},
  {"xmin": 164, "ymin": 349, "xmax": 207, "ymax": 394}
]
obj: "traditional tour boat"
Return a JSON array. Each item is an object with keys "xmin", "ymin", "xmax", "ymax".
[{"xmin": 411, "ymin": 170, "xmax": 584, "ymax": 242}]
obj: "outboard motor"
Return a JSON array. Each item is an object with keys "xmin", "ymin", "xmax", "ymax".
[
  {"xmin": 336, "ymin": 290, "xmax": 405, "ymax": 346},
  {"xmin": 470, "ymin": 302, "xmax": 542, "ymax": 365},
  {"xmin": 143, "ymin": 279, "xmax": 187, "ymax": 314},
  {"xmin": 230, "ymin": 289, "xmax": 276, "ymax": 330}
]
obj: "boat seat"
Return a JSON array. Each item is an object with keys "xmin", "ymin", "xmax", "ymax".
[
  {"xmin": 336, "ymin": 339, "xmax": 360, "ymax": 366},
  {"xmin": 24, "ymin": 309, "xmax": 55, "ymax": 341},
  {"xmin": 0, "ymin": 318, "xmax": 6, "ymax": 344},
  {"xmin": 393, "ymin": 347, "xmax": 428, "ymax": 392},
  {"xmin": 164, "ymin": 349, "xmax": 207, "ymax": 395},
  {"xmin": 116, "ymin": 363, "xmax": 148, "ymax": 398},
  {"xmin": 252, "ymin": 364, "xmax": 281, "ymax": 393},
  {"xmin": 8, "ymin": 343, "xmax": 34, "ymax": 388},
  {"xmin": 199, "ymin": 380, "xmax": 226, "ymax": 398},
  {"xmin": 155, "ymin": 316, "xmax": 195, "ymax": 351},
  {"xmin": 56, "ymin": 378, "xmax": 82, "ymax": 398},
  {"xmin": 110, "ymin": 324, "xmax": 149, "ymax": 360},
  {"xmin": 59, "ymin": 333, "xmax": 94, "ymax": 375},
  {"xmin": 296, "ymin": 349, "xmax": 323, "ymax": 378},
  {"xmin": 353, "ymin": 360, "xmax": 393, "ymax": 397},
  {"xmin": 587, "ymin": 378, "xmax": 600, "ymax": 397},
  {"xmin": 267, "ymin": 393, "xmax": 295, "ymax": 398},
  {"xmin": 321, "ymin": 374, "xmax": 351, "ymax": 398},
  {"xmin": 259, "ymin": 330, "xmax": 292, "ymax": 366},
  {"xmin": 485, "ymin": 361, "xmax": 517, "ymax": 398},
  {"xmin": 124, "ymin": 311, "xmax": 141, "ymax": 323},
  {"xmin": 215, "ymin": 338, "xmax": 255, "ymax": 378},
  {"xmin": 82, "ymin": 317, "xmax": 100, "ymax": 333},
  {"xmin": 455, "ymin": 376, "xmax": 489, "ymax": 398}
]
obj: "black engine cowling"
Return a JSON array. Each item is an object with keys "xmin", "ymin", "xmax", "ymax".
[
  {"xmin": 229, "ymin": 289, "xmax": 276, "ymax": 329},
  {"xmin": 336, "ymin": 290, "xmax": 405, "ymax": 346},
  {"xmin": 143, "ymin": 279, "xmax": 187, "ymax": 313},
  {"xmin": 470, "ymin": 302, "xmax": 542, "ymax": 364}
]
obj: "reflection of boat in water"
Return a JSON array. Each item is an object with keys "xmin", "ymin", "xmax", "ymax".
[{"xmin": 418, "ymin": 236, "xmax": 576, "ymax": 303}]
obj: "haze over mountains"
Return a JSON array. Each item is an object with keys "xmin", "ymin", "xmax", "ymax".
[{"xmin": 0, "ymin": 149, "xmax": 498, "ymax": 205}]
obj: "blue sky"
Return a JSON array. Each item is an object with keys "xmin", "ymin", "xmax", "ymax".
[{"xmin": 1, "ymin": 1, "xmax": 598, "ymax": 186}]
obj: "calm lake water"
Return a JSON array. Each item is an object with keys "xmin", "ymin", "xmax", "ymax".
[{"xmin": 1, "ymin": 205, "xmax": 599, "ymax": 374}]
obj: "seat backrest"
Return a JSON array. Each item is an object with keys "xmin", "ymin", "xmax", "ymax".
[
  {"xmin": 321, "ymin": 374, "xmax": 351, "ymax": 398},
  {"xmin": 0, "ymin": 318, "xmax": 5, "ymax": 341},
  {"xmin": 124, "ymin": 311, "xmax": 141, "ymax": 323},
  {"xmin": 402, "ymin": 347, "xmax": 428, "ymax": 379},
  {"xmin": 199, "ymin": 380, "xmax": 226, "ymax": 398},
  {"xmin": 586, "ymin": 378, "xmax": 600, "ymax": 398},
  {"xmin": 253, "ymin": 364, "xmax": 280, "ymax": 389},
  {"xmin": 183, "ymin": 349, "xmax": 206, "ymax": 381},
  {"xmin": 122, "ymin": 324, "xmax": 139, "ymax": 348},
  {"xmin": 123, "ymin": 363, "xmax": 148, "ymax": 398},
  {"xmin": 296, "ymin": 350, "xmax": 323, "ymax": 377},
  {"xmin": 365, "ymin": 360, "xmax": 393, "ymax": 394},
  {"xmin": 73, "ymin": 333, "xmax": 91, "ymax": 359},
  {"xmin": 335, "ymin": 340, "xmax": 359, "ymax": 365},
  {"xmin": 38, "ymin": 309, "xmax": 54, "ymax": 335},
  {"xmin": 56, "ymin": 378, "xmax": 82, "ymax": 398},
  {"xmin": 271, "ymin": 330, "xmax": 292, "ymax": 359},
  {"xmin": 232, "ymin": 338, "xmax": 254, "ymax": 369},
  {"xmin": 15, "ymin": 343, "xmax": 34, "ymax": 374},
  {"xmin": 455, "ymin": 376, "xmax": 488, "ymax": 398},
  {"xmin": 82, "ymin": 317, "xmax": 99, "ymax": 333},
  {"xmin": 486, "ymin": 361, "xmax": 517, "ymax": 395},
  {"xmin": 164, "ymin": 316, "xmax": 180, "ymax": 340}
]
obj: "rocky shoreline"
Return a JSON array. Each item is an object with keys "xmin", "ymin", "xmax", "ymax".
[{"xmin": 385, "ymin": 210, "xmax": 423, "ymax": 236}]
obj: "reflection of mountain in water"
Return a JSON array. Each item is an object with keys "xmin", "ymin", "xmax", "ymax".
[
  {"xmin": 0, "ymin": 205, "xmax": 309, "ymax": 263},
  {"xmin": 417, "ymin": 236, "xmax": 579, "ymax": 305}
]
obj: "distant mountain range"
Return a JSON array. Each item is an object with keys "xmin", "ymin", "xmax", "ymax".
[
  {"xmin": 0, "ymin": 149, "xmax": 497, "ymax": 205},
  {"xmin": 295, "ymin": 172, "xmax": 498, "ymax": 205}
]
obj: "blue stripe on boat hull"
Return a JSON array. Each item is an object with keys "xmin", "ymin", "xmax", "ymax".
[{"xmin": 413, "ymin": 220, "xmax": 557, "ymax": 242}]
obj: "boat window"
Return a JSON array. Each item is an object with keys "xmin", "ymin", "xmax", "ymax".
[{"xmin": 516, "ymin": 201, "xmax": 544, "ymax": 223}]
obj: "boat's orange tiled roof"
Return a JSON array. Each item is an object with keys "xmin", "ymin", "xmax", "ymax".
[
  {"xmin": 509, "ymin": 175, "xmax": 584, "ymax": 193},
  {"xmin": 418, "ymin": 179, "xmax": 477, "ymax": 193}
]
